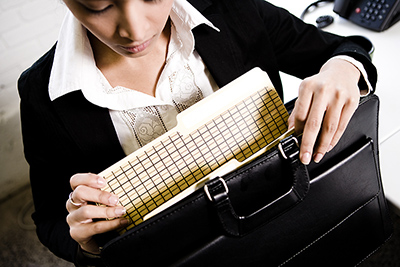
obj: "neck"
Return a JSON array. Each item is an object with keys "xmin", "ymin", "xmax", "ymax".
[{"xmin": 88, "ymin": 20, "xmax": 172, "ymax": 96}]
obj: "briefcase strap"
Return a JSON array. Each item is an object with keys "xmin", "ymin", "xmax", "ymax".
[{"xmin": 204, "ymin": 136, "xmax": 310, "ymax": 237}]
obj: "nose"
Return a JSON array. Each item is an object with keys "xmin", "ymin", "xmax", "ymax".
[{"xmin": 117, "ymin": 3, "xmax": 148, "ymax": 41}]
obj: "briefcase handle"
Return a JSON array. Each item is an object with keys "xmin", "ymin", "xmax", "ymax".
[{"xmin": 204, "ymin": 136, "xmax": 310, "ymax": 237}]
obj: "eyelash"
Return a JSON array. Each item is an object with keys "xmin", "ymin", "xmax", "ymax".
[
  {"xmin": 86, "ymin": 5, "xmax": 113, "ymax": 15},
  {"xmin": 84, "ymin": 0, "xmax": 162, "ymax": 15}
]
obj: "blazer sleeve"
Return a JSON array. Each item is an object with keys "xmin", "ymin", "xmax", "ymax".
[
  {"xmin": 18, "ymin": 46, "xmax": 79, "ymax": 263},
  {"xmin": 19, "ymin": 45, "xmax": 125, "ymax": 264},
  {"xmin": 255, "ymin": 0, "xmax": 377, "ymax": 90},
  {"xmin": 193, "ymin": 0, "xmax": 377, "ymax": 95}
]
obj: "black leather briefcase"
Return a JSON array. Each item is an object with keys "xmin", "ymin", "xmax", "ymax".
[{"xmin": 100, "ymin": 94, "xmax": 393, "ymax": 267}]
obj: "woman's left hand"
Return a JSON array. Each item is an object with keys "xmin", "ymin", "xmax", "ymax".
[{"xmin": 288, "ymin": 58, "xmax": 362, "ymax": 165}]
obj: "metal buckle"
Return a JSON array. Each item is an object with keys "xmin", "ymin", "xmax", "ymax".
[
  {"xmin": 204, "ymin": 177, "xmax": 229, "ymax": 202},
  {"xmin": 278, "ymin": 136, "xmax": 299, "ymax": 160}
]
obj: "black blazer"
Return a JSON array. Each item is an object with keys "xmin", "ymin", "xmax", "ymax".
[{"xmin": 18, "ymin": 0, "xmax": 377, "ymax": 263}]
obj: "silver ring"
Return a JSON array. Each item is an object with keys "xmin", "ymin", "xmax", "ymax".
[{"xmin": 69, "ymin": 192, "xmax": 83, "ymax": 207}]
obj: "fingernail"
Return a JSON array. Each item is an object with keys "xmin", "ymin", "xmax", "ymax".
[
  {"xmin": 314, "ymin": 153, "xmax": 324, "ymax": 163},
  {"xmin": 97, "ymin": 177, "xmax": 106, "ymax": 187},
  {"xmin": 301, "ymin": 152, "xmax": 311, "ymax": 165},
  {"xmin": 115, "ymin": 207, "xmax": 126, "ymax": 216},
  {"xmin": 327, "ymin": 145, "xmax": 334, "ymax": 152},
  {"xmin": 109, "ymin": 195, "xmax": 119, "ymax": 206},
  {"xmin": 120, "ymin": 218, "xmax": 130, "ymax": 225}
]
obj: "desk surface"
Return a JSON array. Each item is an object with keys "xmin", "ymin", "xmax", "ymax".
[{"xmin": 267, "ymin": 0, "xmax": 400, "ymax": 214}]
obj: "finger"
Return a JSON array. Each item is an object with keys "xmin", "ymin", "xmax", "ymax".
[
  {"xmin": 70, "ymin": 173, "xmax": 106, "ymax": 190},
  {"xmin": 66, "ymin": 192, "xmax": 87, "ymax": 212},
  {"xmin": 72, "ymin": 186, "xmax": 120, "ymax": 207},
  {"xmin": 288, "ymin": 99, "xmax": 300, "ymax": 129},
  {"xmin": 327, "ymin": 100, "xmax": 358, "ymax": 152},
  {"xmin": 67, "ymin": 204, "xmax": 127, "ymax": 233},
  {"xmin": 293, "ymin": 83, "xmax": 314, "ymax": 135},
  {"xmin": 312, "ymin": 101, "xmax": 343, "ymax": 163},
  {"xmin": 68, "ymin": 212, "xmax": 129, "ymax": 244},
  {"xmin": 288, "ymin": 110, "xmax": 295, "ymax": 129},
  {"xmin": 71, "ymin": 204, "xmax": 127, "ymax": 222},
  {"xmin": 70, "ymin": 217, "xmax": 129, "ymax": 242},
  {"xmin": 299, "ymin": 96, "xmax": 327, "ymax": 165}
]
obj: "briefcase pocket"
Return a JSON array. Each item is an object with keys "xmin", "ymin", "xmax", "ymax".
[{"xmin": 277, "ymin": 137, "xmax": 390, "ymax": 266}]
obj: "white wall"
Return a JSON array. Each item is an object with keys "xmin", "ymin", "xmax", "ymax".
[{"xmin": 0, "ymin": 0, "xmax": 66, "ymax": 201}]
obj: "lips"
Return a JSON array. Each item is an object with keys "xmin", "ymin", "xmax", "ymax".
[{"xmin": 120, "ymin": 39, "xmax": 151, "ymax": 54}]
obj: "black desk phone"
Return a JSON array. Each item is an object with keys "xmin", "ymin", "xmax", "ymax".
[{"xmin": 334, "ymin": 0, "xmax": 400, "ymax": 31}]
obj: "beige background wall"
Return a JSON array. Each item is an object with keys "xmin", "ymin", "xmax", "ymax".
[{"xmin": 0, "ymin": 0, "xmax": 66, "ymax": 201}]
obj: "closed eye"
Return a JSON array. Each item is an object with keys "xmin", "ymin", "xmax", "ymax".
[
  {"xmin": 143, "ymin": 0, "xmax": 163, "ymax": 3},
  {"xmin": 85, "ymin": 4, "xmax": 113, "ymax": 15}
]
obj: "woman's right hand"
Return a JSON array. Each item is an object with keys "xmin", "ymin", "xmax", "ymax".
[{"xmin": 66, "ymin": 173, "xmax": 129, "ymax": 254}]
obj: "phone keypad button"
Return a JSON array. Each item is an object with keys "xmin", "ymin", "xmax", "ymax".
[
  {"xmin": 349, "ymin": 0, "xmax": 398, "ymax": 31},
  {"xmin": 358, "ymin": 0, "xmax": 393, "ymax": 22}
]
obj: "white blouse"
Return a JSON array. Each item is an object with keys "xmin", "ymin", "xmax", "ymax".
[{"xmin": 49, "ymin": 0, "xmax": 220, "ymax": 155}]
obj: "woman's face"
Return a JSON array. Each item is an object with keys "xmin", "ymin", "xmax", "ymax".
[{"xmin": 63, "ymin": 0, "xmax": 174, "ymax": 58}]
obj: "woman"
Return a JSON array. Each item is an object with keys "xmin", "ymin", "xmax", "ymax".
[{"xmin": 18, "ymin": 0, "xmax": 377, "ymax": 265}]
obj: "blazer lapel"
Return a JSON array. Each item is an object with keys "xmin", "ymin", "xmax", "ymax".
[
  {"xmin": 189, "ymin": 0, "xmax": 246, "ymax": 87},
  {"xmin": 53, "ymin": 91, "xmax": 125, "ymax": 171}
]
